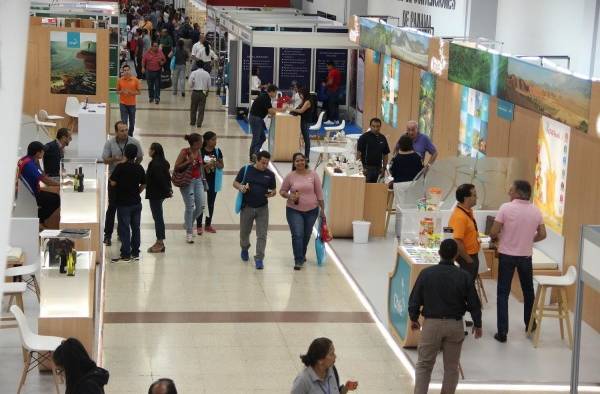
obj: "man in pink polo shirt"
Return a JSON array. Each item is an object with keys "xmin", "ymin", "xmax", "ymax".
[{"xmin": 490, "ymin": 180, "xmax": 546, "ymax": 343}]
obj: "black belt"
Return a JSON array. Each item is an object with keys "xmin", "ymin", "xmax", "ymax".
[{"xmin": 424, "ymin": 315, "xmax": 462, "ymax": 321}]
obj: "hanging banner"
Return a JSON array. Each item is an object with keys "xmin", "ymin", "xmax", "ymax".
[
  {"xmin": 241, "ymin": 44, "xmax": 275, "ymax": 103},
  {"xmin": 381, "ymin": 55, "xmax": 400, "ymax": 128},
  {"xmin": 458, "ymin": 86, "xmax": 489, "ymax": 158},
  {"xmin": 278, "ymin": 47, "xmax": 311, "ymax": 92},
  {"xmin": 418, "ymin": 71, "xmax": 436, "ymax": 137},
  {"xmin": 534, "ymin": 116, "xmax": 571, "ymax": 235},
  {"xmin": 50, "ymin": 31, "xmax": 97, "ymax": 95},
  {"xmin": 448, "ymin": 42, "xmax": 508, "ymax": 97},
  {"xmin": 315, "ymin": 48, "xmax": 348, "ymax": 105}
]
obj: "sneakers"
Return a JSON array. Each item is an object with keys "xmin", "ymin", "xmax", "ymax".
[
  {"xmin": 255, "ymin": 260, "xmax": 264, "ymax": 270},
  {"xmin": 241, "ymin": 249, "xmax": 249, "ymax": 262},
  {"xmin": 103, "ymin": 236, "xmax": 112, "ymax": 246},
  {"xmin": 196, "ymin": 226, "xmax": 204, "ymax": 236},
  {"xmin": 111, "ymin": 256, "xmax": 131, "ymax": 263},
  {"xmin": 204, "ymin": 226, "xmax": 216, "ymax": 233},
  {"xmin": 186, "ymin": 234, "xmax": 194, "ymax": 243},
  {"xmin": 293, "ymin": 263, "xmax": 302, "ymax": 271},
  {"xmin": 324, "ymin": 120, "xmax": 335, "ymax": 126},
  {"xmin": 155, "ymin": 99, "xmax": 160, "ymax": 104},
  {"xmin": 131, "ymin": 255, "xmax": 140, "ymax": 262}
]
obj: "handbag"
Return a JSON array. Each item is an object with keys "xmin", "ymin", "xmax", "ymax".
[
  {"xmin": 214, "ymin": 148, "xmax": 223, "ymax": 193},
  {"xmin": 171, "ymin": 149, "xmax": 193, "ymax": 188},
  {"xmin": 234, "ymin": 164, "xmax": 250, "ymax": 214},
  {"xmin": 320, "ymin": 215, "xmax": 333, "ymax": 242}
]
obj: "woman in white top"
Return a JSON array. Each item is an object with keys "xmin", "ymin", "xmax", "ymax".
[{"xmin": 192, "ymin": 40, "xmax": 217, "ymax": 64}]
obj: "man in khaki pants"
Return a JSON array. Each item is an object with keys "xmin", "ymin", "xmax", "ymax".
[{"xmin": 409, "ymin": 239, "xmax": 482, "ymax": 394}]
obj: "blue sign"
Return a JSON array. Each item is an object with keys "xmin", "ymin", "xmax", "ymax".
[
  {"xmin": 315, "ymin": 49, "xmax": 348, "ymax": 105},
  {"xmin": 67, "ymin": 32, "xmax": 80, "ymax": 48},
  {"xmin": 279, "ymin": 47, "xmax": 312, "ymax": 93},
  {"xmin": 497, "ymin": 98, "xmax": 515, "ymax": 121},
  {"xmin": 241, "ymin": 44, "xmax": 275, "ymax": 103},
  {"xmin": 373, "ymin": 51, "xmax": 381, "ymax": 64},
  {"xmin": 389, "ymin": 255, "xmax": 411, "ymax": 341}
]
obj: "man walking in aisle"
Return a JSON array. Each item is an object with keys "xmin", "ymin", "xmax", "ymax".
[
  {"xmin": 102, "ymin": 121, "xmax": 144, "ymax": 246},
  {"xmin": 117, "ymin": 64, "xmax": 141, "ymax": 136},
  {"xmin": 490, "ymin": 180, "xmax": 546, "ymax": 343},
  {"xmin": 142, "ymin": 41, "xmax": 166, "ymax": 104},
  {"xmin": 409, "ymin": 239, "xmax": 482, "ymax": 394},
  {"xmin": 233, "ymin": 151, "xmax": 277, "ymax": 270},
  {"xmin": 158, "ymin": 29, "xmax": 173, "ymax": 74},
  {"xmin": 188, "ymin": 60, "xmax": 211, "ymax": 128}
]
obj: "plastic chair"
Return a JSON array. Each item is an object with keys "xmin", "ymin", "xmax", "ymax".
[
  {"xmin": 309, "ymin": 111, "xmax": 325, "ymax": 134},
  {"xmin": 10, "ymin": 305, "xmax": 63, "ymax": 394},
  {"xmin": 64, "ymin": 97, "xmax": 80, "ymax": 132},
  {"xmin": 5, "ymin": 262, "xmax": 41, "ymax": 301},
  {"xmin": 34, "ymin": 110, "xmax": 57, "ymax": 140},
  {"xmin": 324, "ymin": 120, "xmax": 345, "ymax": 140},
  {"xmin": 3, "ymin": 282, "xmax": 26, "ymax": 313},
  {"xmin": 527, "ymin": 266, "xmax": 577, "ymax": 348}
]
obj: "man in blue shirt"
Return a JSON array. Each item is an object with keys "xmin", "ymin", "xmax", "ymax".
[
  {"xmin": 17, "ymin": 141, "xmax": 60, "ymax": 227},
  {"xmin": 399, "ymin": 120, "xmax": 438, "ymax": 168}
]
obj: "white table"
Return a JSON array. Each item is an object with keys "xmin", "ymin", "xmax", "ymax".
[
  {"xmin": 310, "ymin": 146, "xmax": 349, "ymax": 168},
  {"xmin": 78, "ymin": 103, "xmax": 107, "ymax": 159}
]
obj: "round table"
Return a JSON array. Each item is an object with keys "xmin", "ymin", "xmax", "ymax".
[{"xmin": 310, "ymin": 146, "xmax": 349, "ymax": 168}]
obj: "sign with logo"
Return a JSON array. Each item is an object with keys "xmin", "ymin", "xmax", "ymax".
[
  {"xmin": 67, "ymin": 32, "xmax": 80, "ymax": 48},
  {"xmin": 389, "ymin": 255, "xmax": 411, "ymax": 341},
  {"xmin": 496, "ymin": 98, "xmax": 514, "ymax": 121}
]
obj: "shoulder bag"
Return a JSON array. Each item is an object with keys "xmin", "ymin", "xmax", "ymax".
[
  {"xmin": 234, "ymin": 164, "xmax": 250, "ymax": 214},
  {"xmin": 171, "ymin": 149, "xmax": 193, "ymax": 188},
  {"xmin": 214, "ymin": 148, "xmax": 223, "ymax": 193}
]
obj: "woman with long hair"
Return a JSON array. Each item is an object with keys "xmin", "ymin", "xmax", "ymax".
[
  {"xmin": 146, "ymin": 142, "xmax": 172, "ymax": 253},
  {"xmin": 290, "ymin": 87, "xmax": 314, "ymax": 159},
  {"xmin": 174, "ymin": 133, "xmax": 205, "ymax": 243},
  {"xmin": 53, "ymin": 338, "xmax": 109, "ymax": 394},
  {"xmin": 291, "ymin": 338, "xmax": 358, "ymax": 394},
  {"xmin": 279, "ymin": 153, "xmax": 324, "ymax": 270},
  {"xmin": 170, "ymin": 39, "xmax": 189, "ymax": 96},
  {"xmin": 196, "ymin": 131, "xmax": 224, "ymax": 234}
]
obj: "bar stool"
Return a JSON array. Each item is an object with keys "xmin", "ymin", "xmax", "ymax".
[{"xmin": 527, "ymin": 266, "xmax": 577, "ymax": 348}]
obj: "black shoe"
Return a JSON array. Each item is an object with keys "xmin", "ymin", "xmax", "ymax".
[
  {"xmin": 131, "ymin": 255, "xmax": 140, "ymax": 262},
  {"xmin": 182, "ymin": 92, "xmax": 185, "ymax": 97},
  {"xmin": 103, "ymin": 236, "xmax": 112, "ymax": 246},
  {"xmin": 293, "ymin": 265, "xmax": 302, "ymax": 271},
  {"xmin": 155, "ymin": 99, "xmax": 160, "ymax": 104},
  {"xmin": 111, "ymin": 255, "xmax": 131, "ymax": 263},
  {"xmin": 465, "ymin": 320, "xmax": 474, "ymax": 327},
  {"xmin": 464, "ymin": 331, "xmax": 469, "ymax": 336},
  {"xmin": 494, "ymin": 333, "xmax": 507, "ymax": 343}
]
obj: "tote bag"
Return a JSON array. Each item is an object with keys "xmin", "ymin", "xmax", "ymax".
[
  {"xmin": 214, "ymin": 148, "xmax": 223, "ymax": 193},
  {"xmin": 171, "ymin": 149, "xmax": 193, "ymax": 188},
  {"xmin": 234, "ymin": 165, "xmax": 250, "ymax": 214}
]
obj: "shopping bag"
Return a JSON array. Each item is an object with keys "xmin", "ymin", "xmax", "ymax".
[
  {"xmin": 234, "ymin": 165, "xmax": 250, "ymax": 214},
  {"xmin": 315, "ymin": 235, "xmax": 326, "ymax": 266},
  {"xmin": 320, "ymin": 215, "xmax": 333, "ymax": 242},
  {"xmin": 170, "ymin": 55, "xmax": 176, "ymax": 71},
  {"xmin": 214, "ymin": 148, "xmax": 223, "ymax": 192}
]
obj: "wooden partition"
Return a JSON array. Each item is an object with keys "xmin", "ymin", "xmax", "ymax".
[
  {"xmin": 23, "ymin": 21, "xmax": 109, "ymax": 120},
  {"xmin": 431, "ymin": 78, "xmax": 461, "ymax": 159},
  {"xmin": 362, "ymin": 49, "xmax": 381, "ymax": 131}
]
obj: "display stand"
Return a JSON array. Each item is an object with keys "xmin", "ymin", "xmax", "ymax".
[
  {"xmin": 268, "ymin": 112, "xmax": 301, "ymax": 162},
  {"xmin": 78, "ymin": 103, "xmax": 107, "ymax": 159},
  {"xmin": 322, "ymin": 167, "xmax": 365, "ymax": 238},
  {"xmin": 363, "ymin": 183, "xmax": 388, "ymax": 237}
]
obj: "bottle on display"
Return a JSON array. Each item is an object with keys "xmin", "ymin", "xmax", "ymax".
[
  {"xmin": 73, "ymin": 168, "xmax": 79, "ymax": 192},
  {"xmin": 66, "ymin": 250, "xmax": 76, "ymax": 276},
  {"xmin": 77, "ymin": 166, "xmax": 84, "ymax": 192}
]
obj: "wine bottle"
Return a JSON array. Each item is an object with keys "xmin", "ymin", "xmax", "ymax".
[
  {"xmin": 77, "ymin": 166, "xmax": 84, "ymax": 192},
  {"xmin": 73, "ymin": 168, "xmax": 79, "ymax": 191}
]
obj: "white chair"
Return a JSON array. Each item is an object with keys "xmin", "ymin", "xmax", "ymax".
[
  {"xmin": 34, "ymin": 110, "xmax": 57, "ymax": 140},
  {"xmin": 11, "ymin": 305, "xmax": 63, "ymax": 394},
  {"xmin": 309, "ymin": 111, "xmax": 325, "ymax": 134},
  {"xmin": 527, "ymin": 266, "xmax": 577, "ymax": 348},
  {"xmin": 3, "ymin": 282, "xmax": 26, "ymax": 313},
  {"xmin": 324, "ymin": 120, "xmax": 345, "ymax": 140},
  {"xmin": 5, "ymin": 262, "xmax": 41, "ymax": 301},
  {"xmin": 64, "ymin": 97, "xmax": 80, "ymax": 132}
]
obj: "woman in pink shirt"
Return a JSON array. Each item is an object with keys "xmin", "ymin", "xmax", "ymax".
[{"xmin": 280, "ymin": 153, "xmax": 324, "ymax": 270}]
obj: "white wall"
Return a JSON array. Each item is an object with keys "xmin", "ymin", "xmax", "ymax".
[
  {"xmin": 0, "ymin": 0, "xmax": 32, "ymax": 298},
  {"xmin": 495, "ymin": 0, "xmax": 597, "ymax": 76},
  {"xmin": 302, "ymin": 0, "xmax": 347, "ymax": 21}
]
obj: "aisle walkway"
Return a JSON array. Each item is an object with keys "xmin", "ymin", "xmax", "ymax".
[{"xmin": 101, "ymin": 92, "xmax": 412, "ymax": 393}]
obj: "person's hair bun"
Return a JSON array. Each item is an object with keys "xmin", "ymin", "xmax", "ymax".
[{"xmin": 300, "ymin": 354, "xmax": 312, "ymax": 367}]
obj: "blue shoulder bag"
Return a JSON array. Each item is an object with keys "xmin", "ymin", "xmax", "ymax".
[{"xmin": 234, "ymin": 164, "xmax": 249, "ymax": 214}]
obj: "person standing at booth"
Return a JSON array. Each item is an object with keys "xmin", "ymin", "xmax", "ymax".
[
  {"xmin": 102, "ymin": 121, "xmax": 144, "ymax": 246},
  {"xmin": 401, "ymin": 120, "xmax": 438, "ymax": 167},
  {"xmin": 324, "ymin": 61, "xmax": 342, "ymax": 125},
  {"xmin": 142, "ymin": 41, "xmax": 166, "ymax": 104},
  {"xmin": 248, "ymin": 84, "xmax": 281, "ymax": 161},
  {"xmin": 356, "ymin": 118, "xmax": 390, "ymax": 183},
  {"xmin": 117, "ymin": 64, "xmax": 141, "ymax": 136},
  {"xmin": 490, "ymin": 180, "xmax": 546, "ymax": 343},
  {"xmin": 289, "ymin": 87, "xmax": 314, "ymax": 159},
  {"xmin": 409, "ymin": 239, "xmax": 482, "ymax": 394},
  {"xmin": 43, "ymin": 128, "xmax": 71, "ymax": 178},
  {"xmin": 188, "ymin": 60, "xmax": 211, "ymax": 128}
]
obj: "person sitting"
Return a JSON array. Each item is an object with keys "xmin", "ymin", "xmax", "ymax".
[
  {"xmin": 17, "ymin": 141, "xmax": 61, "ymax": 228},
  {"xmin": 53, "ymin": 338, "xmax": 109, "ymax": 394},
  {"xmin": 388, "ymin": 134, "xmax": 424, "ymax": 189},
  {"xmin": 43, "ymin": 128, "xmax": 71, "ymax": 178}
]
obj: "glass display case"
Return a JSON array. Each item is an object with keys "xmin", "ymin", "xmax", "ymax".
[
  {"xmin": 59, "ymin": 158, "xmax": 100, "ymax": 224},
  {"xmin": 39, "ymin": 229, "xmax": 91, "ymax": 274}
]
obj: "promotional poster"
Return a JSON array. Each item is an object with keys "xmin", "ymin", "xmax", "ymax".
[
  {"xmin": 458, "ymin": 86, "xmax": 489, "ymax": 158},
  {"xmin": 418, "ymin": 71, "xmax": 436, "ymax": 137},
  {"xmin": 533, "ymin": 116, "xmax": 570, "ymax": 234},
  {"xmin": 381, "ymin": 55, "xmax": 400, "ymax": 128},
  {"xmin": 50, "ymin": 31, "xmax": 97, "ymax": 95}
]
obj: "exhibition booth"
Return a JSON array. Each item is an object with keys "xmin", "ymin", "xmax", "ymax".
[{"xmin": 302, "ymin": 15, "xmax": 600, "ymax": 389}]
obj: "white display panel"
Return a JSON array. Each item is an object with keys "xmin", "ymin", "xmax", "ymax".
[{"xmin": 582, "ymin": 237, "xmax": 600, "ymax": 292}]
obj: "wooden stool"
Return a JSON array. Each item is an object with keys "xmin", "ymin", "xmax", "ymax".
[
  {"xmin": 527, "ymin": 266, "xmax": 577, "ymax": 348},
  {"xmin": 475, "ymin": 274, "xmax": 488, "ymax": 304},
  {"xmin": 384, "ymin": 189, "xmax": 395, "ymax": 236}
]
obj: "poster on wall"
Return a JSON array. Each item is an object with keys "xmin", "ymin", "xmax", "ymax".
[
  {"xmin": 534, "ymin": 116, "xmax": 570, "ymax": 235},
  {"xmin": 448, "ymin": 43, "xmax": 508, "ymax": 96},
  {"xmin": 315, "ymin": 49, "xmax": 348, "ymax": 105},
  {"xmin": 241, "ymin": 44, "xmax": 275, "ymax": 103},
  {"xmin": 418, "ymin": 71, "xmax": 436, "ymax": 137},
  {"xmin": 359, "ymin": 17, "xmax": 393, "ymax": 55},
  {"xmin": 50, "ymin": 31, "xmax": 97, "ymax": 95},
  {"xmin": 498, "ymin": 57, "xmax": 591, "ymax": 132},
  {"xmin": 278, "ymin": 47, "xmax": 311, "ymax": 93},
  {"xmin": 381, "ymin": 55, "xmax": 400, "ymax": 128},
  {"xmin": 458, "ymin": 86, "xmax": 489, "ymax": 158},
  {"xmin": 391, "ymin": 28, "xmax": 430, "ymax": 68}
]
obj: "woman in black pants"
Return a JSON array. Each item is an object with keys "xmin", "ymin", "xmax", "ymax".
[
  {"xmin": 290, "ymin": 87, "xmax": 314, "ymax": 159},
  {"xmin": 197, "ymin": 131, "xmax": 224, "ymax": 234},
  {"xmin": 146, "ymin": 143, "xmax": 172, "ymax": 252}
]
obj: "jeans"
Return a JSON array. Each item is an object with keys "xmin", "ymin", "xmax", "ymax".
[
  {"xmin": 104, "ymin": 184, "xmax": 117, "ymax": 238},
  {"xmin": 497, "ymin": 254, "xmax": 535, "ymax": 335},
  {"xmin": 327, "ymin": 90, "xmax": 339, "ymax": 122},
  {"xmin": 119, "ymin": 103, "xmax": 136, "ymax": 136},
  {"xmin": 172, "ymin": 64, "xmax": 186, "ymax": 94},
  {"xmin": 149, "ymin": 198, "xmax": 165, "ymax": 240},
  {"xmin": 180, "ymin": 178, "xmax": 205, "ymax": 234},
  {"xmin": 248, "ymin": 115, "xmax": 266, "ymax": 159},
  {"xmin": 117, "ymin": 203, "xmax": 142, "ymax": 257},
  {"xmin": 190, "ymin": 90, "xmax": 207, "ymax": 127},
  {"xmin": 240, "ymin": 205, "xmax": 269, "ymax": 261},
  {"xmin": 364, "ymin": 165, "xmax": 382, "ymax": 183},
  {"xmin": 286, "ymin": 206, "xmax": 319, "ymax": 265},
  {"xmin": 146, "ymin": 70, "xmax": 161, "ymax": 101},
  {"xmin": 456, "ymin": 253, "xmax": 480, "ymax": 284},
  {"xmin": 300, "ymin": 121, "xmax": 310, "ymax": 158},
  {"xmin": 198, "ymin": 183, "xmax": 217, "ymax": 227}
]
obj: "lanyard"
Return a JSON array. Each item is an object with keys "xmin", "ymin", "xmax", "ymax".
[
  {"xmin": 457, "ymin": 205, "xmax": 479, "ymax": 233},
  {"xmin": 117, "ymin": 137, "xmax": 129, "ymax": 156}
]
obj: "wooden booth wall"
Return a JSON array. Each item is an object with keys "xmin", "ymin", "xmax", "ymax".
[{"xmin": 23, "ymin": 22, "xmax": 109, "ymax": 120}]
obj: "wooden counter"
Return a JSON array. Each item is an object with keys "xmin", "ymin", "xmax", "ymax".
[
  {"xmin": 322, "ymin": 167, "xmax": 366, "ymax": 238},
  {"xmin": 268, "ymin": 112, "xmax": 301, "ymax": 162},
  {"xmin": 363, "ymin": 183, "xmax": 388, "ymax": 237}
]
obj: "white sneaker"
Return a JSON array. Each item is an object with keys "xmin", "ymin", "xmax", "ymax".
[
  {"xmin": 324, "ymin": 120, "xmax": 335, "ymax": 126},
  {"xmin": 186, "ymin": 234, "xmax": 194, "ymax": 243}
]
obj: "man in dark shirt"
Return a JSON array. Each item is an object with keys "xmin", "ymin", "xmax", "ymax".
[
  {"xmin": 233, "ymin": 151, "xmax": 277, "ymax": 270},
  {"xmin": 110, "ymin": 144, "xmax": 146, "ymax": 263},
  {"xmin": 356, "ymin": 118, "xmax": 390, "ymax": 183},
  {"xmin": 43, "ymin": 128, "xmax": 71, "ymax": 178},
  {"xmin": 248, "ymin": 84, "xmax": 281, "ymax": 161},
  {"xmin": 409, "ymin": 239, "xmax": 482, "ymax": 394}
]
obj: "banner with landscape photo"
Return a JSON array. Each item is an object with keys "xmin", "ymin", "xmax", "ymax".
[
  {"xmin": 50, "ymin": 31, "xmax": 97, "ymax": 95},
  {"xmin": 498, "ymin": 58, "xmax": 591, "ymax": 132},
  {"xmin": 359, "ymin": 17, "xmax": 393, "ymax": 55},
  {"xmin": 391, "ymin": 29, "xmax": 430, "ymax": 69},
  {"xmin": 448, "ymin": 43, "xmax": 508, "ymax": 96},
  {"xmin": 418, "ymin": 71, "xmax": 436, "ymax": 137},
  {"xmin": 381, "ymin": 55, "xmax": 400, "ymax": 128}
]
